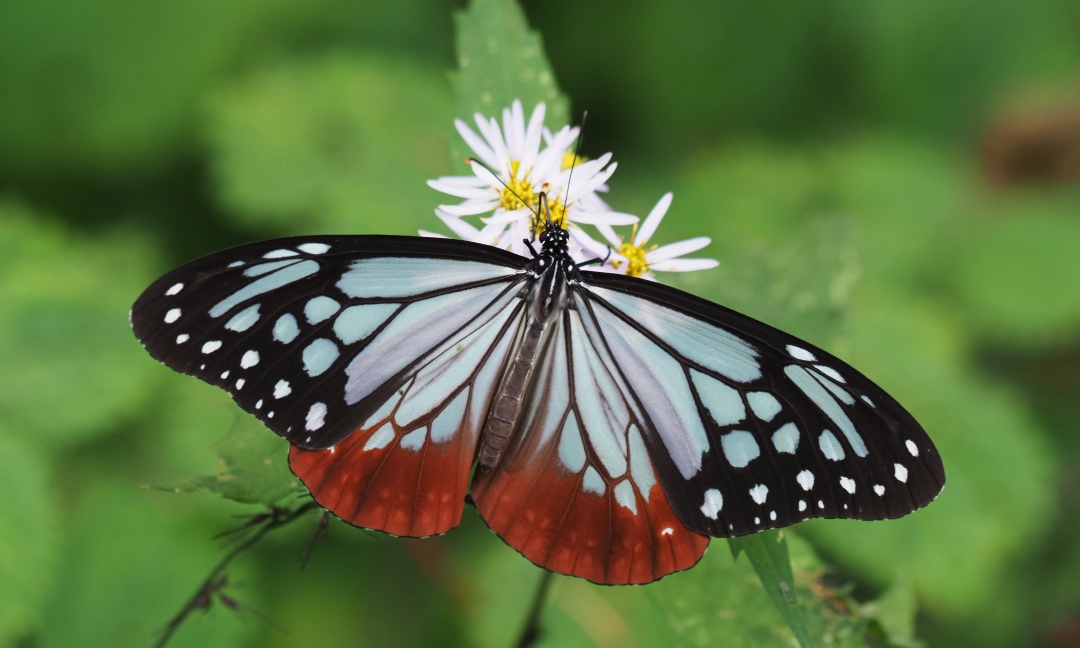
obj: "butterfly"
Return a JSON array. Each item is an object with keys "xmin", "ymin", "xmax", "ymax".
[{"xmin": 131, "ymin": 219, "xmax": 945, "ymax": 585}]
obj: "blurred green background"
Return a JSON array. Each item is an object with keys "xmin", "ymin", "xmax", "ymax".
[{"xmin": 2, "ymin": 0, "xmax": 1079, "ymax": 646}]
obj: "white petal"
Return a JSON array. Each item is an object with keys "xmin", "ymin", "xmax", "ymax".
[
  {"xmin": 486, "ymin": 208, "xmax": 532, "ymax": 225},
  {"xmin": 569, "ymin": 226, "xmax": 614, "ymax": 259},
  {"xmin": 572, "ymin": 210, "xmax": 639, "ymax": 226},
  {"xmin": 594, "ymin": 222, "xmax": 623, "ymax": 248},
  {"xmin": 520, "ymin": 103, "xmax": 547, "ymax": 172},
  {"xmin": 417, "ymin": 230, "xmax": 448, "ymax": 238},
  {"xmin": 437, "ymin": 212, "xmax": 482, "ymax": 239},
  {"xmin": 647, "ymin": 236, "xmax": 712, "ymax": 262},
  {"xmin": 566, "ymin": 160, "xmax": 617, "ymax": 202},
  {"xmin": 439, "ymin": 200, "xmax": 500, "ymax": 216},
  {"xmin": 427, "ymin": 178, "xmax": 494, "ymax": 199},
  {"xmin": 474, "ymin": 219, "xmax": 510, "ymax": 247},
  {"xmin": 455, "ymin": 119, "xmax": 497, "ymax": 168},
  {"xmin": 636, "ymin": 192, "xmax": 673, "ymax": 245},
  {"xmin": 650, "ymin": 258, "xmax": 720, "ymax": 272}
]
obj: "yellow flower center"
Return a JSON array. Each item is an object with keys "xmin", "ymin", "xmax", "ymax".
[
  {"xmin": 531, "ymin": 197, "xmax": 569, "ymax": 235},
  {"xmin": 614, "ymin": 223, "xmax": 656, "ymax": 277},
  {"xmin": 618, "ymin": 242, "xmax": 650, "ymax": 277},
  {"xmin": 561, "ymin": 151, "xmax": 586, "ymax": 171},
  {"xmin": 498, "ymin": 160, "xmax": 535, "ymax": 211}
]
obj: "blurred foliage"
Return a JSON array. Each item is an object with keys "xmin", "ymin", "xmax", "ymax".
[{"xmin": 1, "ymin": 0, "xmax": 1079, "ymax": 646}]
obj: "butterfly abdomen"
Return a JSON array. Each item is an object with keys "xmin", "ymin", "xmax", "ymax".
[{"xmin": 478, "ymin": 255, "xmax": 570, "ymax": 470}]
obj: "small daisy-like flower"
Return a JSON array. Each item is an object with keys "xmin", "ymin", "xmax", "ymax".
[
  {"xmin": 426, "ymin": 100, "xmax": 635, "ymax": 256},
  {"xmin": 589, "ymin": 193, "xmax": 719, "ymax": 280}
]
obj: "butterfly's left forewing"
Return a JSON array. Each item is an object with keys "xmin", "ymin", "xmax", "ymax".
[{"xmin": 131, "ymin": 236, "xmax": 528, "ymax": 451}]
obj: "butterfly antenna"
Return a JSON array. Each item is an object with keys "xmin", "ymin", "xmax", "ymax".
[
  {"xmin": 466, "ymin": 157, "xmax": 540, "ymax": 221},
  {"xmin": 561, "ymin": 110, "xmax": 588, "ymax": 228}
]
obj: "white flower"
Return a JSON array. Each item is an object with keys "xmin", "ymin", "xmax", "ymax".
[
  {"xmin": 426, "ymin": 100, "xmax": 635, "ymax": 257},
  {"xmin": 590, "ymin": 193, "xmax": 719, "ymax": 280}
]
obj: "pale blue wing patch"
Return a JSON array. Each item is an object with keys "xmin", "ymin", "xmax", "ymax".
[
  {"xmin": 211, "ymin": 260, "xmax": 319, "ymax": 317},
  {"xmin": 337, "ymin": 257, "xmax": 520, "ymax": 299},
  {"xmin": 343, "ymin": 284, "xmax": 519, "ymax": 406},
  {"xmin": 333, "ymin": 303, "xmax": 398, "ymax": 345},
  {"xmin": 784, "ymin": 365, "xmax": 868, "ymax": 457},
  {"xmin": 587, "ymin": 286, "xmax": 761, "ymax": 383}
]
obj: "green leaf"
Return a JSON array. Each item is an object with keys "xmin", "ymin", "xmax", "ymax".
[
  {"xmin": 0, "ymin": 203, "xmax": 162, "ymax": 446},
  {"xmin": 451, "ymin": 0, "xmax": 569, "ymax": 167},
  {"xmin": 951, "ymin": 204, "xmax": 1080, "ymax": 347},
  {"xmin": 35, "ymin": 475, "xmax": 253, "ymax": 648},
  {"xmin": 0, "ymin": 430, "xmax": 57, "ymax": 642},
  {"xmin": 730, "ymin": 531, "xmax": 817, "ymax": 648},
  {"xmin": 0, "ymin": 0, "xmax": 309, "ymax": 176},
  {"xmin": 863, "ymin": 573, "xmax": 922, "ymax": 648},
  {"xmin": 149, "ymin": 378, "xmax": 302, "ymax": 505},
  {"xmin": 205, "ymin": 53, "xmax": 453, "ymax": 234}
]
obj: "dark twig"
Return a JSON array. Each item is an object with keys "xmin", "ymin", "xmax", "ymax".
[
  {"xmin": 300, "ymin": 509, "xmax": 330, "ymax": 570},
  {"xmin": 514, "ymin": 570, "xmax": 554, "ymax": 648},
  {"xmin": 153, "ymin": 500, "xmax": 321, "ymax": 648}
]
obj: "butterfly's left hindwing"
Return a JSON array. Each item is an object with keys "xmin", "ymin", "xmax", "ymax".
[{"xmin": 130, "ymin": 235, "xmax": 527, "ymax": 450}]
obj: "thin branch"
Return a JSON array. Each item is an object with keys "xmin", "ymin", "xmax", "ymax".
[
  {"xmin": 153, "ymin": 500, "xmax": 321, "ymax": 648},
  {"xmin": 514, "ymin": 570, "xmax": 554, "ymax": 648}
]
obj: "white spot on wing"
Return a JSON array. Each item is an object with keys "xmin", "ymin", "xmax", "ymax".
[
  {"xmin": 557, "ymin": 414, "xmax": 586, "ymax": 472},
  {"xmin": 305, "ymin": 402, "xmax": 327, "ymax": 431},
  {"xmin": 363, "ymin": 423, "xmax": 393, "ymax": 451},
  {"xmin": 786, "ymin": 345, "xmax": 816, "ymax": 362},
  {"xmin": 298, "ymin": 242, "xmax": 331, "ymax": 254},
  {"xmin": 661, "ymin": 527, "xmax": 674, "ymax": 536},
  {"xmin": 874, "ymin": 484, "xmax": 885, "ymax": 496},
  {"xmin": 304, "ymin": 296, "xmax": 341, "ymax": 324},
  {"xmin": 840, "ymin": 476, "xmax": 856, "ymax": 494},
  {"xmin": 235, "ymin": 378, "xmax": 245, "ymax": 389},
  {"xmin": 273, "ymin": 379, "xmax": 291, "ymax": 399},
  {"xmin": 771, "ymin": 422, "xmax": 800, "ymax": 454},
  {"xmin": 814, "ymin": 365, "xmax": 846, "ymax": 383},
  {"xmin": 582, "ymin": 466, "xmax": 606, "ymax": 495},
  {"xmin": 164, "ymin": 308, "xmax": 181, "ymax": 323},
  {"xmin": 302, "ymin": 338, "xmax": 339, "ymax": 376},
  {"xmin": 400, "ymin": 428, "xmax": 426, "ymax": 451},
  {"xmin": 225, "ymin": 304, "xmax": 261, "ymax": 332},
  {"xmin": 273, "ymin": 314, "xmax": 300, "ymax": 344},
  {"xmin": 201, "ymin": 340, "xmax": 222, "ymax": 354},
  {"xmin": 691, "ymin": 370, "xmax": 745, "ymax": 426},
  {"xmin": 747, "ymin": 391, "xmax": 782, "ymax": 422},
  {"xmin": 614, "ymin": 481, "xmax": 637, "ymax": 514},
  {"xmin": 798, "ymin": 500, "xmax": 807, "ymax": 512},
  {"xmin": 700, "ymin": 488, "xmax": 723, "ymax": 519},
  {"xmin": 721, "ymin": 430, "xmax": 760, "ymax": 468},
  {"xmin": 166, "ymin": 283, "xmax": 184, "ymax": 296},
  {"xmin": 796, "ymin": 470, "xmax": 815, "ymax": 491},
  {"xmin": 255, "ymin": 399, "xmax": 263, "ymax": 409},
  {"xmin": 749, "ymin": 484, "xmax": 769, "ymax": 505},
  {"xmin": 895, "ymin": 463, "xmax": 908, "ymax": 483},
  {"xmin": 333, "ymin": 303, "xmax": 398, "ymax": 344},
  {"xmin": 240, "ymin": 350, "xmax": 260, "ymax": 368},
  {"xmin": 220, "ymin": 371, "xmax": 229, "ymax": 379},
  {"xmin": 227, "ymin": 260, "xmax": 245, "ymax": 268},
  {"xmin": 263, "ymin": 249, "xmax": 299, "ymax": 258},
  {"xmin": 906, "ymin": 439, "xmax": 919, "ymax": 457},
  {"xmin": 818, "ymin": 429, "xmax": 845, "ymax": 461},
  {"xmin": 176, "ymin": 334, "xmax": 189, "ymax": 344},
  {"xmin": 861, "ymin": 394, "xmax": 875, "ymax": 407},
  {"xmin": 769, "ymin": 510, "xmax": 776, "ymax": 521}
]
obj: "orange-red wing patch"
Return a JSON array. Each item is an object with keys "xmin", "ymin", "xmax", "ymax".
[
  {"xmin": 471, "ymin": 437, "xmax": 709, "ymax": 585},
  {"xmin": 289, "ymin": 406, "xmax": 479, "ymax": 538}
]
